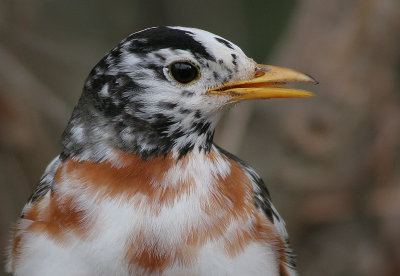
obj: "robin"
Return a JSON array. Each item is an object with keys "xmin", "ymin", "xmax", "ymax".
[{"xmin": 7, "ymin": 26, "xmax": 316, "ymax": 276}]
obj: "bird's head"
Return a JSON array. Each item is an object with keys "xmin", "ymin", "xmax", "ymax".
[{"xmin": 62, "ymin": 26, "xmax": 316, "ymax": 161}]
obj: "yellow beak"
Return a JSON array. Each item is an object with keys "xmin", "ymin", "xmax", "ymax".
[{"xmin": 207, "ymin": 64, "xmax": 317, "ymax": 101}]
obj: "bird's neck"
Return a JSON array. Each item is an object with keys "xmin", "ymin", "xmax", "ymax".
[{"xmin": 61, "ymin": 97, "xmax": 219, "ymax": 161}]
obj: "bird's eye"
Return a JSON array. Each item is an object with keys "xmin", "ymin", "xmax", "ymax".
[{"xmin": 169, "ymin": 62, "xmax": 199, "ymax": 84}]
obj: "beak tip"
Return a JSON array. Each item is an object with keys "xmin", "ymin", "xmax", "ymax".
[
  {"xmin": 304, "ymin": 73, "xmax": 319, "ymax": 85},
  {"xmin": 299, "ymin": 91, "xmax": 315, "ymax": 98}
]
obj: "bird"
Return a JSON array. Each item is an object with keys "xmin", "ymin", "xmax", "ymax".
[{"xmin": 6, "ymin": 26, "xmax": 316, "ymax": 276}]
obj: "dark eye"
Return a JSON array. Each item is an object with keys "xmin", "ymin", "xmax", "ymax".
[{"xmin": 169, "ymin": 62, "xmax": 199, "ymax": 84}]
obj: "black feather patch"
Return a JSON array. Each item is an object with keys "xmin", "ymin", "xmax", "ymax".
[
  {"xmin": 127, "ymin": 27, "xmax": 216, "ymax": 61},
  {"xmin": 215, "ymin": 37, "xmax": 234, "ymax": 49}
]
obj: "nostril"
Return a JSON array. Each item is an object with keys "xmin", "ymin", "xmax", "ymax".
[{"xmin": 254, "ymin": 70, "xmax": 265, "ymax": 78}]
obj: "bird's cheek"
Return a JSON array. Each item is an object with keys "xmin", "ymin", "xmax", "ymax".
[{"xmin": 200, "ymin": 94, "xmax": 232, "ymax": 112}]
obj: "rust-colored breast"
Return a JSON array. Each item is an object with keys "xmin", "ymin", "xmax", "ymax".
[{"xmin": 11, "ymin": 149, "xmax": 290, "ymax": 274}]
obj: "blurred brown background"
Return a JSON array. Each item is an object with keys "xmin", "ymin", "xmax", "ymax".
[{"xmin": 1, "ymin": 0, "xmax": 400, "ymax": 275}]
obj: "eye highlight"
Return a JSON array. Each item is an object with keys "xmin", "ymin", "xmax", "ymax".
[{"xmin": 169, "ymin": 61, "xmax": 199, "ymax": 84}]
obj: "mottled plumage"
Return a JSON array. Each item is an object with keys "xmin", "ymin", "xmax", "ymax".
[{"xmin": 7, "ymin": 26, "xmax": 315, "ymax": 276}]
